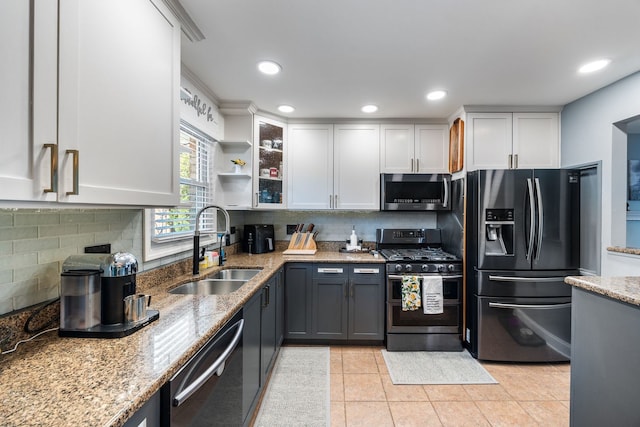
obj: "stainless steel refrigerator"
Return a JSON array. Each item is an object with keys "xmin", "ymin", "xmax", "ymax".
[{"xmin": 465, "ymin": 169, "xmax": 580, "ymax": 362}]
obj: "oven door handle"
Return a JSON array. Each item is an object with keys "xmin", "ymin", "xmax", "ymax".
[
  {"xmin": 489, "ymin": 302, "xmax": 572, "ymax": 310},
  {"xmin": 173, "ymin": 319, "xmax": 244, "ymax": 407},
  {"xmin": 388, "ymin": 274, "xmax": 462, "ymax": 280}
]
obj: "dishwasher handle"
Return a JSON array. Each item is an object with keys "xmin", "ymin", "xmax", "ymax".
[{"xmin": 173, "ymin": 318, "xmax": 244, "ymax": 407}]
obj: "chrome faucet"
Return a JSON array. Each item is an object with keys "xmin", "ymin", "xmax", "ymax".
[{"xmin": 192, "ymin": 205, "xmax": 231, "ymax": 275}]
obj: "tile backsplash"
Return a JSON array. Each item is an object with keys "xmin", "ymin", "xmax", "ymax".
[{"xmin": 0, "ymin": 209, "xmax": 145, "ymax": 315}]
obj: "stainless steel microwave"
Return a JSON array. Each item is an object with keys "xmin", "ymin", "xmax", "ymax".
[{"xmin": 380, "ymin": 173, "xmax": 451, "ymax": 211}]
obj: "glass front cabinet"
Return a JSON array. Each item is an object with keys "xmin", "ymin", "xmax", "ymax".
[{"xmin": 253, "ymin": 116, "xmax": 286, "ymax": 209}]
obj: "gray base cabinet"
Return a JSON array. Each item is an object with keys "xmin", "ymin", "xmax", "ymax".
[
  {"xmin": 242, "ymin": 271, "xmax": 283, "ymax": 426},
  {"xmin": 570, "ymin": 287, "xmax": 640, "ymax": 426},
  {"xmin": 260, "ymin": 274, "xmax": 277, "ymax": 384},
  {"xmin": 284, "ymin": 264, "xmax": 313, "ymax": 339},
  {"xmin": 242, "ymin": 288, "xmax": 261, "ymax": 425},
  {"xmin": 286, "ymin": 263, "xmax": 384, "ymax": 342}
]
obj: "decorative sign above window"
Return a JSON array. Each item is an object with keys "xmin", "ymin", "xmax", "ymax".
[{"xmin": 179, "ymin": 76, "xmax": 222, "ymax": 140}]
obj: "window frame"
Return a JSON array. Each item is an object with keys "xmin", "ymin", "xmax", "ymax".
[{"xmin": 143, "ymin": 121, "xmax": 218, "ymax": 261}]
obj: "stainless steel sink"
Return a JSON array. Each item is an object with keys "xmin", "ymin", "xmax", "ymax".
[
  {"xmin": 209, "ymin": 268, "xmax": 262, "ymax": 281},
  {"xmin": 169, "ymin": 279, "xmax": 247, "ymax": 295},
  {"xmin": 168, "ymin": 269, "xmax": 262, "ymax": 295}
]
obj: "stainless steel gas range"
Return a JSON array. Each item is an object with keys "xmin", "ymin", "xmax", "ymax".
[{"xmin": 376, "ymin": 228, "xmax": 463, "ymax": 351}]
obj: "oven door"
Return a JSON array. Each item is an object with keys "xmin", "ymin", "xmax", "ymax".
[{"xmin": 386, "ymin": 273, "xmax": 462, "ymax": 333}]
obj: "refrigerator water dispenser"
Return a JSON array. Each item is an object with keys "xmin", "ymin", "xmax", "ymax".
[{"xmin": 484, "ymin": 209, "xmax": 514, "ymax": 256}]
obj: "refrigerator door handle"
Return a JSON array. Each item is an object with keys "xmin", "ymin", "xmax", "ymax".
[
  {"xmin": 489, "ymin": 302, "xmax": 572, "ymax": 310},
  {"xmin": 525, "ymin": 178, "xmax": 535, "ymax": 260},
  {"xmin": 488, "ymin": 275, "xmax": 567, "ymax": 282},
  {"xmin": 534, "ymin": 177, "xmax": 544, "ymax": 260}
]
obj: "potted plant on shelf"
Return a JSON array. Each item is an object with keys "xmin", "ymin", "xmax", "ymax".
[{"xmin": 231, "ymin": 158, "xmax": 246, "ymax": 173}]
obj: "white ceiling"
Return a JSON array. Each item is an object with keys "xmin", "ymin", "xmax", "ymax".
[{"xmin": 179, "ymin": 0, "xmax": 640, "ymax": 120}]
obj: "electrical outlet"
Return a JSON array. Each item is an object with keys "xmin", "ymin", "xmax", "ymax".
[{"xmin": 286, "ymin": 224, "xmax": 297, "ymax": 235}]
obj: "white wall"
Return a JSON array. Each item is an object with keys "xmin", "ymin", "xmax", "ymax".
[{"xmin": 561, "ymin": 71, "xmax": 640, "ymax": 275}]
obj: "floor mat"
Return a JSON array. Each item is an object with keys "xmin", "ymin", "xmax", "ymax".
[
  {"xmin": 254, "ymin": 346, "xmax": 330, "ymax": 426},
  {"xmin": 381, "ymin": 349, "xmax": 498, "ymax": 384}
]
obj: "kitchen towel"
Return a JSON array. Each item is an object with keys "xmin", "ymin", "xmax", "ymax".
[
  {"xmin": 422, "ymin": 276, "xmax": 443, "ymax": 314},
  {"xmin": 401, "ymin": 275, "xmax": 421, "ymax": 311}
]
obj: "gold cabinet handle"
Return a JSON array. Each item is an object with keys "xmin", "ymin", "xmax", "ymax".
[
  {"xmin": 43, "ymin": 144, "xmax": 58, "ymax": 193},
  {"xmin": 508, "ymin": 154, "xmax": 513, "ymax": 169},
  {"xmin": 514, "ymin": 154, "xmax": 518, "ymax": 169},
  {"xmin": 66, "ymin": 149, "xmax": 79, "ymax": 196}
]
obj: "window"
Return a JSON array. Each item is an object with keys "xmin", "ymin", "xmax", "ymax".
[{"xmin": 144, "ymin": 121, "xmax": 217, "ymax": 261}]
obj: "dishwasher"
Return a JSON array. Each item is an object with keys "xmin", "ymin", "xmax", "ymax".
[{"xmin": 161, "ymin": 310, "xmax": 245, "ymax": 426}]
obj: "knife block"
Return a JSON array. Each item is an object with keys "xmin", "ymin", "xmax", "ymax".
[{"xmin": 283, "ymin": 232, "xmax": 318, "ymax": 255}]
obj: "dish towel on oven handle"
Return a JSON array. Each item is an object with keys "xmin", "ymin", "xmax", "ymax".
[
  {"xmin": 401, "ymin": 275, "xmax": 421, "ymax": 311},
  {"xmin": 422, "ymin": 276, "xmax": 443, "ymax": 314}
]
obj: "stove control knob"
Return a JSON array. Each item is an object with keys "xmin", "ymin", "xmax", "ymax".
[
  {"xmin": 437, "ymin": 264, "xmax": 446, "ymax": 273},
  {"xmin": 394, "ymin": 264, "xmax": 403, "ymax": 272},
  {"xmin": 421, "ymin": 264, "xmax": 429, "ymax": 272},
  {"xmin": 405, "ymin": 264, "xmax": 412, "ymax": 272},
  {"xmin": 448, "ymin": 264, "xmax": 456, "ymax": 272}
]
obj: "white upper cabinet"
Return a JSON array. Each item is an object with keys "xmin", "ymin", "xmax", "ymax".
[
  {"xmin": 512, "ymin": 113, "xmax": 560, "ymax": 169},
  {"xmin": 288, "ymin": 123, "xmax": 380, "ymax": 210},
  {"xmin": 380, "ymin": 124, "xmax": 448, "ymax": 173},
  {"xmin": 415, "ymin": 125, "xmax": 449, "ymax": 173},
  {"xmin": 287, "ymin": 124, "xmax": 334, "ymax": 210},
  {"xmin": 466, "ymin": 112, "xmax": 559, "ymax": 170},
  {"xmin": 334, "ymin": 124, "xmax": 380, "ymax": 210},
  {"xmin": 379, "ymin": 125, "xmax": 414, "ymax": 173},
  {"xmin": 253, "ymin": 115, "xmax": 287, "ymax": 209},
  {"xmin": 1, "ymin": 0, "xmax": 180, "ymax": 206},
  {"xmin": 0, "ymin": 1, "xmax": 57, "ymax": 202},
  {"xmin": 57, "ymin": 0, "xmax": 180, "ymax": 205}
]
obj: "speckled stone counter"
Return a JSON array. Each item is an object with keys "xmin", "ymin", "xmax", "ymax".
[
  {"xmin": 0, "ymin": 250, "xmax": 382, "ymax": 427},
  {"xmin": 606, "ymin": 245, "xmax": 640, "ymax": 256},
  {"xmin": 564, "ymin": 275, "xmax": 640, "ymax": 306}
]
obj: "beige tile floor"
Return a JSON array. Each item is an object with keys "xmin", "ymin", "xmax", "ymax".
[{"xmin": 330, "ymin": 346, "xmax": 570, "ymax": 427}]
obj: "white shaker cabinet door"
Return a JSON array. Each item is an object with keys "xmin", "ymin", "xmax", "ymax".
[
  {"xmin": 466, "ymin": 113, "xmax": 513, "ymax": 170},
  {"xmin": 57, "ymin": 0, "xmax": 180, "ymax": 205},
  {"xmin": 287, "ymin": 124, "xmax": 334, "ymax": 210},
  {"xmin": 334, "ymin": 124, "xmax": 380, "ymax": 210},
  {"xmin": 0, "ymin": 1, "xmax": 57, "ymax": 202},
  {"xmin": 379, "ymin": 124, "xmax": 414, "ymax": 173},
  {"xmin": 415, "ymin": 124, "xmax": 448, "ymax": 173},
  {"xmin": 512, "ymin": 113, "xmax": 559, "ymax": 169}
]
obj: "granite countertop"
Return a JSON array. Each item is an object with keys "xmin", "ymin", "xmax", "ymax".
[
  {"xmin": 0, "ymin": 251, "xmax": 383, "ymax": 427},
  {"xmin": 606, "ymin": 246, "xmax": 640, "ymax": 256},
  {"xmin": 565, "ymin": 275, "xmax": 640, "ymax": 307}
]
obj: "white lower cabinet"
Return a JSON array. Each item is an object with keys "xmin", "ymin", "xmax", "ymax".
[
  {"xmin": 1, "ymin": 0, "xmax": 180, "ymax": 206},
  {"xmin": 288, "ymin": 123, "xmax": 380, "ymax": 210}
]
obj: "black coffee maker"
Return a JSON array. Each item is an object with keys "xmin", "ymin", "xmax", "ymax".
[
  {"xmin": 243, "ymin": 224, "xmax": 275, "ymax": 254},
  {"xmin": 59, "ymin": 252, "xmax": 159, "ymax": 338}
]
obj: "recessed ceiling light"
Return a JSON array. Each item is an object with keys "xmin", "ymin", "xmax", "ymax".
[
  {"xmin": 278, "ymin": 105, "xmax": 295, "ymax": 113},
  {"xmin": 426, "ymin": 90, "xmax": 447, "ymax": 101},
  {"xmin": 578, "ymin": 59, "xmax": 611, "ymax": 74},
  {"xmin": 361, "ymin": 104, "xmax": 378, "ymax": 113},
  {"xmin": 257, "ymin": 60, "xmax": 281, "ymax": 75}
]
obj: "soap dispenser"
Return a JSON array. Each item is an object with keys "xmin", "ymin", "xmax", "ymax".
[{"xmin": 350, "ymin": 226, "xmax": 358, "ymax": 247}]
